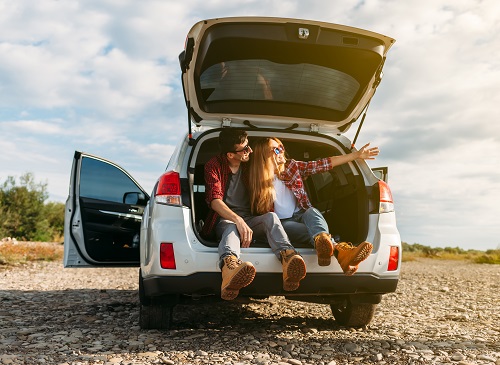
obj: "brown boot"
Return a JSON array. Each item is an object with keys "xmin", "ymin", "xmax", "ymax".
[
  {"xmin": 280, "ymin": 249, "xmax": 306, "ymax": 291},
  {"xmin": 221, "ymin": 256, "xmax": 256, "ymax": 301},
  {"xmin": 314, "ymin": 232, "xmax": 334, "ymax": 266},
  {"xmin": 334, "ymin": 241, "xmax": 373, "ymax": 276}
]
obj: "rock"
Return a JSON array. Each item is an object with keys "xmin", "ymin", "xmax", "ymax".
[
  {"xmin": 344, "ymin": 342, "xmax": 362, "ymax": 353},
  {"xmin": 1, "ymin": 259, "xmax": 498, "ymax": 365},
  {"xmin": 451, "ymin": 352, "xmax": 466, "ymax": 361}
]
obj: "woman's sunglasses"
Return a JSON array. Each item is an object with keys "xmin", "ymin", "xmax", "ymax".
[{"xmin": 272, "ymin": 146, "xmax": 285, "ymax": 155}]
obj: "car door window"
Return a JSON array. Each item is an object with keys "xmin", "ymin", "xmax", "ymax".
[
  {"xmin": 80, "ymin": 157, "xmax": 143, "ymax": 203},
  {"xmin": 75, "ymin": 155, "xmax": 144, "ymax": 264}
]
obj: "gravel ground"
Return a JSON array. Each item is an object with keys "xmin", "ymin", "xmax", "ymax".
[{"xmin": 0, "ymin": 259, "xmax": 499, "ymax": 365}]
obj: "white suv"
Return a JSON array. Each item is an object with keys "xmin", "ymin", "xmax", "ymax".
[{"xmin": 64, "ymin": 16, "xmax": 401, "ymax": 330}]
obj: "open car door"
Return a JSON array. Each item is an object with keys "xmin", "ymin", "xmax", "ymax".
[{"xmin": 64, "ymin": 151, "xmax": 149, "ymax": 267}]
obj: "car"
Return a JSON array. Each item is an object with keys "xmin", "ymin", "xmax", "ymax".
[{"xmin": 64, "ymin": 16, "xmax": 401, "ymax": 330}]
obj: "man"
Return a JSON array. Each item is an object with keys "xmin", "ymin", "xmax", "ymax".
[{"xmin": 201, "ymin": 128, "xmax": 306, "ymax": 300}]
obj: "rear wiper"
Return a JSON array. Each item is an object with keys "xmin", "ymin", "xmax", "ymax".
[{"xmin": 243, "ymin": 120, "xmax": 298, "ymax": 130}]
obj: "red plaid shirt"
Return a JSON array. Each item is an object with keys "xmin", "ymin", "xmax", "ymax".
[
  {"xmin": 201, "ymin": 154, "xmax": 249, "ymax": 239},
  {"xmin": 279, "ymin": 157, "xmax": 333, "ymax": 210}
]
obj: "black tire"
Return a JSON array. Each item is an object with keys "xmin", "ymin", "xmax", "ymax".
[
  {"xmin": 138, "ymin": 269, "xmax": 151, "ymax": 306},
  {"xmin": 330, "ymin": 299, "xmax": 377, "ymax": 327},
  {"xmin": 139, "ymin": 304, "xmax": 173, "ymax": 330},
  {"xmin": 138, "ymin": 270, "xmax": 175, "ymax": 330}
]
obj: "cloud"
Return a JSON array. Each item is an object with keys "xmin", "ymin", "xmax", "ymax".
[
  {"xmin": 1, "ymin": 120, "xmax": 67, "ymax": 135},
  {"xmin": 1, "ymin": 0, "xmax": 500, "ymax": 250},
  {"xmin": 0, "ymin": 1, "xmax": 181, "ymax": 120}
]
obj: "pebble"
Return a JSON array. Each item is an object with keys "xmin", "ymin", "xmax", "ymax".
[
  {"xmin": 344, "ymin": 343, "xmax": 362, "ymax": 353},
  {"xmin": 0, "ymin": 259, "xmax": 499, "ymax": 364}
]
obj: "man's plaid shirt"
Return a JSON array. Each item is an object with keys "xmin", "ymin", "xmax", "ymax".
[
  {"xmin": 279, "ymin": 157, "xmax": 333, "ymax": 210},
  {"xmin": 200, "ymin": 154, "xmax": 249, "ymax": 239}
]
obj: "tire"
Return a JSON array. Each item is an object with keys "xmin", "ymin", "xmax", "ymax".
[
  {"xmin": 138, "ymin": 270, "xmax": 175, "ymax": 330},
  {"xmin": 330, "ymin": 298, "xmax": 377, "ymax": 327},
  {"xmin": 139, "ymin": 304, "xmax": 173, "ymax": 330},
  {"xmin": 138, "ymin": 269, "xmax": 151, "ymax": 306}
]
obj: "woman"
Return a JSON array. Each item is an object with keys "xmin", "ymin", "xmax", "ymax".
[{"xmin": 248, "ymin": 137, "xmax": 379, "ymax": 275}]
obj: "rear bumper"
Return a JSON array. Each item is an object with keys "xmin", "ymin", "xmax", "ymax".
[{"xmin": 143, "ymin": 272, "xmax": 399, "ymax": 300}]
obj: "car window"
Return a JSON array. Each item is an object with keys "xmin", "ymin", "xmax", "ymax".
[
  {"xmin": 200, "ymin": 60, "xmax": 359, "ymax": 112},
  {"xmin": 79, "ymin": 156, "xmax": 143, "ymax": 203}
]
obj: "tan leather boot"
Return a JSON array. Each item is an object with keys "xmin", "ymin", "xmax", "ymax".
[
  {"xmin": 280, "ymin": 249, "xmax": 306, "ymax": 291},
  {"xmin": 314, "ymin": 232, "xmax": 334, "ymax": 266},
  {"xmin": 221, "ymin": 255, "xmax": 256, "ymax": 301},
  {"xmin": 334, "ymin": 241, "xmax": 373, "ymax": 276}
]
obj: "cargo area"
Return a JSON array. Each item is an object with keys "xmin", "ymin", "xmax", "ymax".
[{"xmin": 189, "ymin": 130, "xmax": 372, "ymax": 248}]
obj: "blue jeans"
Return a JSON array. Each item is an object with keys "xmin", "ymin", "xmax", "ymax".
[
  {"xmin": 216, "ymin": 212, "xmax": 295, "ymax": 268},
  {"xmin": 280, "ymin": 207, "xmax": 329, "ymax": 246}
]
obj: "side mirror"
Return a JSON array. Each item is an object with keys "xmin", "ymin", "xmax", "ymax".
[
  {"xmin": 372, "ymin": 167, "xmax": 388, "ymax": 183},
  {"xmin": 123, "ymin": 192, "xmax": 147, "ymax": 205}
]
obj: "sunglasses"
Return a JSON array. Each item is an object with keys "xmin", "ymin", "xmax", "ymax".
[
  {"xmin": 231, "ymin": 145, "xmax": 252, "ymax": 154},
  {"xmin": 272, "ymin": 146, "xmax": 285, "ymax": 155}
]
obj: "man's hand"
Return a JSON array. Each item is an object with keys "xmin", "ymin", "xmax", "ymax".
[
  {"xmin": 210, "ymin": 199, "xmax": 253, "ymax": 247},
  {"xmin": 235, "ymin": 217, "xmax": 253, "ymax": 247}
]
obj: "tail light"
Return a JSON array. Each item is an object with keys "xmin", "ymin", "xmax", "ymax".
[
  {"xmin": 155, "ymin": 171, "xmax": 182, "ymax": 206},
  {"xmin": 378, "ymin": 180, "xmax": 394, "ymax": 213},
  {"xmin": 388, "ymin": 246, "xmax": 399, "ymax": 271},
  {"xmin": 160, "ymin": 242, "xmax": 176, "ymax": 269}
]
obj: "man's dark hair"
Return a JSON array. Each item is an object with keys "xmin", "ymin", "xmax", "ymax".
[{"xmin": 219, "ymin": 128, "xmax": 248, "ymax": 154}]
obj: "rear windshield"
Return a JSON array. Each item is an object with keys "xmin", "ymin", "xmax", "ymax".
[
  {"xmin": 200, "ymin": 60, "xmax": 359, "ymax": 112},
  {"xmin": 192, "ymin": 22, "xmax": 384, "ymax": 122}
]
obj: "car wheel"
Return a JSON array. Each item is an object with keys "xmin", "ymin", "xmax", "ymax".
[
  {"xmin": 330, "ymin": 298, "xmax": 376, "ymax": 327},
  {"xmin": 138, "ymin": 269, "xmax": 151, "ymax": 306},
  {"xmin": 139, "ymin": 304, "xmax": 173, "ymax": 330}
]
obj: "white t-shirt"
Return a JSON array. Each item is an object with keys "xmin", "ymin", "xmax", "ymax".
[{"xmin": 273, "ymin": 176, "xmax": 299, "ymax": 219}]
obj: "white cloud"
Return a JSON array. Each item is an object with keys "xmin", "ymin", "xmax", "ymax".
[
  {"xmin": 0, "ymin": 0, "xmax": 179, "ymax": 118},
  {"xmin": 1, "ymin": 0, "xmax": 499, "ymax": 250},
  {"xmin": 1, "ymin": 120, "xmax": 66, "ymax": 135}
]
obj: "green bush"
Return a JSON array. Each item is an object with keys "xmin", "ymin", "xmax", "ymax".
[
  {"xmin": 0, "ymin": 173, "xmax": 64, "ymax": 242},
  {"xmin": 474, "ymin": 250, "xmax": 500, "ymax": 264},
  {"xmin": 402, "ymin": 242, "xmax": 499, "ymax": 265}
]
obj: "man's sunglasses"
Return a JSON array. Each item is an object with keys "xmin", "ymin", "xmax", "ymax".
[
  {"xmin": 231, "ymin": 145, "xmax": 252, "ymax": 154},
  {"xmin": 272, "ymin": 146, "xmax": 285, "ymax": 155}
]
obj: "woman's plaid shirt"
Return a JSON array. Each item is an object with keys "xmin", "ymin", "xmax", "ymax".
[{"xmin": 279, "ymin": 157, "xmax": 333, "ymax": 210}]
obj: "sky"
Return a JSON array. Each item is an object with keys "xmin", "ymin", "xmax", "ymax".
[{"xmin": 1, "ymin": 0, "xmax": 499, "ymax": 251}]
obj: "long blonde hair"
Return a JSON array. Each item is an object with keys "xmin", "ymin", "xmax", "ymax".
[{"xmin": 248, "ymin": 137, "xmax": 286, "ymax": 215}]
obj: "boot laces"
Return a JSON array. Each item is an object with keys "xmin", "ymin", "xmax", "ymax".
[
  {"xmin": 281, "ymin": 249, "xmax": 299, "ymax": 262},
  {"xmin": 336, "ymin": 242, "xmax": 354, "ymax": 251},
  {"xmin": 224, "ymin": 256, "xmax": 242, "ymax": 270}
]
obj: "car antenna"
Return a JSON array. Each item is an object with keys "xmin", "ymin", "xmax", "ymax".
[{"xmin": 351, "ymin": 100, "xmax": 371, "ymax": 151}]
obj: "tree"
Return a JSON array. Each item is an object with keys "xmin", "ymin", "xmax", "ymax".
[
  {"xmin": 43, "ymin": 201, "xmax": 65, "ymax": 241},
  {"xmin": 0, "ymin": 173, "xmax": 63, "ymax": 241}
]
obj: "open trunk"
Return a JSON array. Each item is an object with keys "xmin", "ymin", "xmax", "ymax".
[{"xmin": 189, "ymin": 130, "xmax": 371, "ymax": 248}]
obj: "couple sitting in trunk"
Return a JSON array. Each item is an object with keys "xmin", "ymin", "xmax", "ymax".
[{"xmin": 201, "ymin": 129, "xmax": 379, "ymax": 300}]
